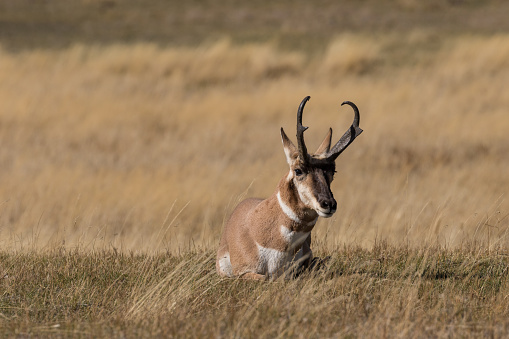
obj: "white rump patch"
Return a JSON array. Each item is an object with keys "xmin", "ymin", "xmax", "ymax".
[
  {"xmin": 280, "ymin": 225, "xmax": 310, "ymax": 251},
  {"xmin": 277, "ymin": 191, "xmax": 301, "ymax": 223},
  {"xmin": 218, "ymin": 252, "xmax": 233, "ymax": 277}
]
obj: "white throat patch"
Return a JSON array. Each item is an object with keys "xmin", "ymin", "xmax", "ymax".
[
  {"xmin": 277, "ymin": 191, "xmax": 318, "ymax": 227},
  {"xmin": 277, "ymin": 191, "xmax": 301, "ymax": 223},
  {"xmin": 280, "ymin": 225, "xmax": 310, "ymax": 251}
]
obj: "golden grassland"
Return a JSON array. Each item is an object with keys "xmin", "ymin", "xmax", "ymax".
[
  {"xmin": 0, "ymin": 34, "xmax": 508, "ymax": 252},
  {"xmin": 1, "ymin": 30, "xmax": 509, "ymax": 336}
]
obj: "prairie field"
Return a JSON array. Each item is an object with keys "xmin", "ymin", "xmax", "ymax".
[{"xmin": 1, "ymin": 0, "xmax": 509, "ymax": 337}]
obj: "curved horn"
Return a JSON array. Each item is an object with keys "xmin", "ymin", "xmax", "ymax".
[
  {"xmin": 327, "ymin": 100, "xmax": 363, "ymax": 161},
  {"xmin": 297, "ymin": 96, "xmax": 311, "ymax": 164}
]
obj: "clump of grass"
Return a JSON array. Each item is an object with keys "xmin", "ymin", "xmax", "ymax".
[{"xmin": 319, "ymin": 34, "xmax": 381, "ymax": 76}]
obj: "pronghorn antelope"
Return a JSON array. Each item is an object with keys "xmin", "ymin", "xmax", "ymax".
[{"xmin": 216, "ymin": 96, "xmax": 363, "ymax": 280}]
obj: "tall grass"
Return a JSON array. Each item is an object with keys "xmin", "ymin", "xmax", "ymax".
[{"xmin": 0, "ymin": 34, "xmax": 508, "ymax": 253}]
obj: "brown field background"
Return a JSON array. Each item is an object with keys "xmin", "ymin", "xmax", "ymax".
[{"xmin": 0, "ymin": 0, "xmax": 508, "ymax": 254}]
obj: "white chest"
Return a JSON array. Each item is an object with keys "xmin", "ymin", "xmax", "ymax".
[
  {"xmin": 256, "ymin": 225, "xmax": 310, "ymax": 278},
  {"xmin": 256, "ymin": 245, "xmax": 292, "ymax": 277},
  {"xmin": 280, "ymin": 225, "xmax": 310, "ymax": 251}
]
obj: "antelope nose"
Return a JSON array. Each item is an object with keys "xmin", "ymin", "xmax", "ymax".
[{"xmin": 320, "ymin": 199, "xmax": 337, "ymax": 212}]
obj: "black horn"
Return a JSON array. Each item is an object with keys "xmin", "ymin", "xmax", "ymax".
[
  {"xmin": 326, "ymin": 101, "xmax": 363, "ymax": 161},
  {"xmin": 297, "ymin": 96, "xmax": 311, "ymax": 164}
]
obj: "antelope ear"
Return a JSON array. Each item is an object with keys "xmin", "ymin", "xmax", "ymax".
[
  {"xmin": 280, "ymin": 128, "xmax": 297, "ymax": 166},
  {"xmin": 315, "ymin": 128, "xmax": 332, "ymax": 156}
]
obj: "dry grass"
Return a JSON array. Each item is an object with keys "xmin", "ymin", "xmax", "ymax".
[
  {"xmin": 1, "ymin": 245, "xmax": 509, "ymax": 337},
  {"xmin": 1, "ymin": 2, "xmax": 509, "ymax": 335},
  {"xmin": 0, "ymin": 34, "xmax": 508, "ymax": 253}
]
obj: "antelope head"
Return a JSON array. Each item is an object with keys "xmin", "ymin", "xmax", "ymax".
[{"xmin": 280, "ymin": 96, "xmax": 363, "ymax": 218}]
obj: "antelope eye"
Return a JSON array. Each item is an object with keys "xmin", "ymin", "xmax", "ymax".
[
  {"xmin": 294, "ymin": 168, "xmax": 303, "ymax": 176},
  {"xmin": 325, "ymin": 169, "xmax": 335, "ymax": 180}
]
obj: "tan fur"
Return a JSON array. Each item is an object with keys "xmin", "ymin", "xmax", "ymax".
[
  {"xmin": 216, "ymin": 136, "xmax": 333, "ymax": 280},
  {"xmin": 216, "ymin": 97, "xmax": 362, "ymax": 280},
  {"xmin": 216, "ymin": 174, "xmax": 317, "ymax": 280}
]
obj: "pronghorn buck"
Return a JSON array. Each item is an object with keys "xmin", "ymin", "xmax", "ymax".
[{"xmin": 216, "ymin": 96, "xmax": 363, "ymax": 280}]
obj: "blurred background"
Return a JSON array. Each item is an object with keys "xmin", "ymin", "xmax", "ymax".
[{"xmin": 0, "ymin": 0, "xmax": 508, "ymax": 252}]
